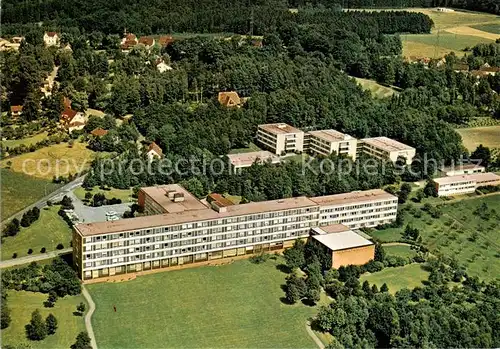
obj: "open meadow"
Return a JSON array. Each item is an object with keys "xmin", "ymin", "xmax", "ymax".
[
  {"xmin": 1, "ymin": 290, "xmax": 87, "ymax": 349},
  {"xmin": 2, "ymin": 132, "xmax": 49, "ymax": 148},
  {"xmin": 1, "ymin": 205, "xmax": 72, "ymax": 260},
  {"xmin": 1, "ymin": 169, "xmax": 62, "ymax": 221},
  {"xmin": 370, "ymin": 194, "xmax": 500, "ymax": 281},
  {"xmin": 353, "ymin": 77, "xmax": 399, "ymax": 98},
  {"xmin": 87, "ymin": 258, "xmax": 319, "ymax": 349},
  {"xmin": 360, "ymin": 264, "xmax": 429, "ymax": 294},
  {"xmin": 456, "ymin": 126, "xmax": 500, "ymax": 151},
  {"xmin": 1, "ymin": 142, "xmax": 96, "ymax": 180}
]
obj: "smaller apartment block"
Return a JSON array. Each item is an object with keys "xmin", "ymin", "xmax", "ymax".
[
  {"xmin": 310, "ymin": 224, "xmax": 374, "ymax": 269},
  {"xmin": 305, "ymin": 129, "xmax": 357, "ymax": 160},
  {"xmin": 357, "ymin": 137, "xmax": 416, "ymax": 165},
  {"xmin": 434, "ymin": 172, "xmax": 500, "ymax": 196},
  {"xmin": 439, "ymin": 164, "xmax": 485, "ymax": 177},
  {"xmin": 311, "ymin": 189, "xmax": 398, "ymax": 229},
  {"xmin": 257, "ymin": 123, "xmax": 305, "ymax": 155}
]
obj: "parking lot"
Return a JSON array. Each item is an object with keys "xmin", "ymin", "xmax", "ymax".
[{"xmin": 54, "ymin": 190, "xmax": 132, "ymax": 224}]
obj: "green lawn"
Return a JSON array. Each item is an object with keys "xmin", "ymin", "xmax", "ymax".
[
  {"xmin": 1, "ymin": 206, "xmax": 72, "ymax": 260},
  {"xmin": 73, "ymin": 186, "xmax": 135, "ymax": 204},
  {"xmin": 2, "ymin": 290, "xmax": 86, "ymax": 349},
  {"xmin": 371, "ymin": 194, "xmax": 500, "ymax": 281},
  {"xmin": 88, "ymin": 258, "xmax": 319, "ymax": 349},
  {"xmin": 470, "ymin": 23, "xmax": 500, "ymax": 34},
  {"xmin": 360, "ymin": 264, "xmax": 429, "ymax": 294},
  {"xmin": 384, "ymin": 245, "xmax": 417, "ymax": 259},
  {"xmin": 402, "ymin": 32, "xmax": 493, "ymax": 52},
  {"xmin": 353, "ymin": 77, "xmax": 399, "ymax": 98},
  {"xmin": 2, "ymin": 132, "xmax": 49, "ymax": 148},
  {"xmin": 1, "ymin": 168, "xmax": 62, "ymax": 221},
  {"xmin": 228, "ymin": 142, "xmax": 262, "ymax": 154}
]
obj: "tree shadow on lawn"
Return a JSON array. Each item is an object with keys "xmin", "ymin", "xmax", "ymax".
[{"xmin": 276, "ymin": 263, "xmax": 292, "ymax": 274}]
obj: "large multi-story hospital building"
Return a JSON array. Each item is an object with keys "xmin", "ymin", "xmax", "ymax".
[{"xmin": 73, "ymin": 185, "xmax": 398, "ymax": 281}]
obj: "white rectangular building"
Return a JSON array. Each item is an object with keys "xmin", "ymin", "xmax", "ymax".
[
  {"xmin": 310, "ymin": 189, "xmax": 399, "ymax": 229},
  {"xmin": 434, "ymin": 172, "xmax": 500, "ymax": 196},
  {"xmin": 73, "ymin": 185, "xmax": 398, "ymax": 281},
  {"xmin": 305, "ymin": 129, "xmax": 357, "ymax": 160},
  {"xmin": 439, "ymin": 164, "xmax": 485, "ymax": 177},
  {"xmin": 257, "ymin": 123, "xmax": 304, "ymax": 155},
  {"xmin": 226, "ymin": 151, "xmax": 281, "ymax": 170},
  {"xmin": 358, "ymin": 137, "xmax": 416, "ymax": 165}
]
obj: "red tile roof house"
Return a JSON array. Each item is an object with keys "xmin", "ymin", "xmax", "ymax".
[
  {"xmin": 146, "ymin": 142, "xmax": 163, "ymax": 161},
  {"xmin": 120, "ymin": 33, "xmax": 138, "ymax": 51},
  {"xmin": 91, "ymin": 128, "xmax": 108, "ymax": 137},
  {"xmin": 158, "ymin": 36, "xmax": 174, "ymax": 47},
  {"xmin": 138, "ymin": 37, "xmax": 156, "ymax": 49},
  {"xmin": 10, "ymin": 105, "xmax": 23, "ymax": 117},
  {"xmin": 60, "ymin": 107, "xmax": 86, "ymax": 133}
]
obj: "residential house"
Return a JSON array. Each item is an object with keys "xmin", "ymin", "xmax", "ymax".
[
  {"xmin": 218, "ymin": 91, "xmax": 243, "ymax": 108},
  {"xmin": 91, "ymin": 128, "xmax": 109, "ymax": 137},
  {"xmin": 43, "ymin": 32, "xmax": 60, "ymax": 47},
  {"xmin": 121, "ymin": 33, "xmax": 138, "ymax": 51},
  {"xmin": 305, "ymin": 129, "xmax": 358, "ymax": 160},
  {"xmin": 452, "ymin": 63, "xmax": 469, "ymax": 73},
  {"xmin": 138, "ymin": 37, "xmax": 155, "ymax": 49},
  {"xmin": 10, "ymin": 105, "xmax": 23, "ymax": 118},
  {"xmin": 146, "ymin": 142, "xmax": 163, "ymax": 161},
  {"xmin": 60, "ymin": 101, "xmax": 86, "ymax": 133},
  {"xmin": 155, "ymin": 59, "xmax": 172, "ymax": 73},
  {"xmin": 158, "ymin": 36, "xmax": 174, "ymax": 47}
]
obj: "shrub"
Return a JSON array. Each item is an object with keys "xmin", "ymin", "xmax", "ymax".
[
  {"xmin": 12, "ymin": 253, "xmax": 17, "ymax": 259},
  {"xmin": 27, "ymin": 249, "xmax": 33, "ymax": 255},
  {"xmin": 40, "ymin": 247, "xmax": 46, "ymax": 253},
  {"xmin": 56, "ymin": 243, "xmax": 64, "ymax": 250}
]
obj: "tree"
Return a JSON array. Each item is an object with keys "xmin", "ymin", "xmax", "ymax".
[
  {"xmin": 44, "ymin": 291, "xmax": 57, "ymax": 308},
  {"xmin": 380, "ymin": 283, "xmax": 389, "ymax": 293},
  {"xmin": 45, "ymin": 314, "xmax": 58, "ymax": 335},
  {"xmin": 71, "ymin": 332, "xmax": 92, "ymax": 349},
  {"xmin": 25, "ymin": 309, "xmax": 47, "ymax": 340},
  {"xmin": 374, "ymin": 244, "xmax": 385, "ymax": 262},
  {"xmin": 423, "ymin": 180, "xmax": 438, "ymax": 197},
  {"xmin": 76, "ymin": 302, "xmax": 86, "ymax": 315},
  {"xmin": 471, "ymin": 144, "xmax": 491, "ymax": 168},
  {"xmin": 283, "ymin": 239, "xmax": 305, "ymax": 270},
  {"xmin": 285, "ymin": 274, "xmax": 307, "ymax": 304},
  {"xmin": 397, "ymin": 183, "xmax": 412, "ymax": 204},
  {"xmin": 1, "ymin": 291, "xmax": 12, "ymax": 329}
]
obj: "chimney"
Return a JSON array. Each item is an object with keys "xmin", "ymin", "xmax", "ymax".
[
  {"xmin": 166, "ymin": 189, "xmax": 176, "ymax": 199},
  {"xmin": 211, "ymin": 201, "xmax": 227, "ymax": 213}
]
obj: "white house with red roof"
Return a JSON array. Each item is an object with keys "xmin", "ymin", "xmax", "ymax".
[
  {"xmin": 146, "ymin": 142, "xmax": 163, "ymax": 161},
  {"xmin": 44, "ymin": 32, "xmax": 60, "ymax": 46}
]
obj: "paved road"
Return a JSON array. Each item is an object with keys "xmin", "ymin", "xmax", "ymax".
[
  {"xmin": 0, "ymin": 248, "xmax": 72, "ymax": 268},
  {"xmin": 82, "ymin": 286, "xmax": 98, "ymax": 349},
  {"xmin": 2, "ymin": 175, "xmax": 85, "ymax": 224}
]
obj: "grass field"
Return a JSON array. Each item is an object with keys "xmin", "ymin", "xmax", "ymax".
[
  {"xmin": 88, "ymin": 258, "xmax": 319, "ymax": 349},
  {"xmin": 384, "ymin": 244, "xmax": 418, "ymax": 259},
  {"xmin": 360, "ymin": 264, "xmax": 429, "ymax": 293},
  {"xmin": 400, "ymin": 8, "xmax": 499, "ymax": 58},
  {"xmin": 353, "ymin": 77, "xmax": 399, "ymax": 98},
  {"xmin": 0, "ymin": 142, "xmax": 96, "ymax": 180},
  {"xmin": 1, "ymin": 290, "xmax": 86, "ymax": 349},
  {"xmin": 1, "ymin": 168, "xmax": 62, "ymax": 221},
  {"xmin": 456, "ymin": 126, "xmax": 500, "ymax": 151},
  {"xmin": 2, "ymin": 132, "xmax": 49, "ymax": 148},
  {"xmin": 228, "ymin": 142, "xmax": 262, "ymax": 154},
  {"xmin": 1, "ymin": 205, "xmax": 72, "ymax": 260},
  {"xmin": 471, "ymin": 23, "xmax": 500, "ymax": 35},
  {"xmin": 370, "ymin": 194, "xmax": 500, "ymax": 281},
  {"xmin": 73, "ymin": 186, "xmax": 135, "ymax": 203}
]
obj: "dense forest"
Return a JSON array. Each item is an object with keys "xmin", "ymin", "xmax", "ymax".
[{"xmin": 1, "ymin": 0, "xmax": 498, "ymax": 37}]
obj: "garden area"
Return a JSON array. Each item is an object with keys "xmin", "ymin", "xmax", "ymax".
[
  {"xmin": 73, "ymin": 186, "xmax": 135, "ymax": 205},
  {"xmin": 370, "ymin": 194, "xmax": 500, "ymax": 281},
  {"xmin": 87, "ymin": 258, "xmax": 320, "ymax": 349}
]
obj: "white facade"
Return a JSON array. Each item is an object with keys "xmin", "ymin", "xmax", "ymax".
[
  {"xmin": 73, "ymin": 187, "xmax": 398, "ymax": 280},
  {"xmin": 434, "ymin": 172, "xmax": 500, "ymax": 197},
  {"xmin": 257, "ymin": 123, "xmax": 305, "ymax": 155},
  {"xmin": 305, "ymin": 129, "xmax": 357, "ymax": 160},
  {"xmin": 439, "ymin": 165, "xmax": 485, "ymax": 177},
  {"xmin": 358, "ymin": 137, "xmax": 416, "ymax": 165},
  {"xmin": 43, "ymin": 32, "xmax": 59, "ymax": 46},
  {"xmin": 156, "ymin": 62, "xmax": 172, "ymax": 73}
]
